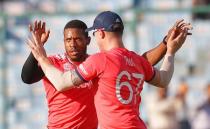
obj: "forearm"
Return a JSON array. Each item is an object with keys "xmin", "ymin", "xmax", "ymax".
[
  {"xmin": 21, "ymin": 53, "xmax": 44, "ymax": 84},
  {"xmin": 142, "ymin": 42, "xmax": 167, "ymax": 66},
  {"xmin": 149, "ymin": 53, "xmax": 174, "ymax": 88},
  {"xmin": 159, "ymin": 53, "xmax": 174, "ymax": 87},
  {"xmin": 38, "ymin": 57, "xmax": 81, "ymax": 91}
]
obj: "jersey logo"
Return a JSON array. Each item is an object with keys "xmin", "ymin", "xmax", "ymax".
[
  {"xmin": 124, "ymin": 56, "xmax": 135, "ymax": 67},
  {"xmin": 63, "ymin": 63, "xmax": 71, "ymax": 71}
]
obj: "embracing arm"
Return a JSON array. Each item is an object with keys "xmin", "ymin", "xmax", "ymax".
[{"xmin": 37, "ymin": 57, "xmax": 84, "ymax": 91}]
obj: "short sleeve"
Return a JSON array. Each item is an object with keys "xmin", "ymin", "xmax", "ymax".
[
  {"xmin": 140, "ymin": 57, "xmax": 155, "ymax": 82},
  {"xmin": 76, "ymin": 53, "xmax": 106, "ymax": 81}
]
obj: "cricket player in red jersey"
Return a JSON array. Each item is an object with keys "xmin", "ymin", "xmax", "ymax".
[
  {"xmin": 25, "ymin": 11, "xmax": 192, "ymax": 129},
  {"xmin": 21, "ymin": 19, "xmax": 179, "ymax": 129},
  {"xmin": 22, "ymin": 20, "xmax": 97, "ymax": 129}
]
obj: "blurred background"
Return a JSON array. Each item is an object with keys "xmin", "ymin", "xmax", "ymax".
[{"xmin": 0, "ymin": 0, "xmax": 210, "ymax": 129}]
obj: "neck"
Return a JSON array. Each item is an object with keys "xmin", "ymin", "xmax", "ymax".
[
  {"xmin": 79, "ymin": 54, "xmax": 89, "ymax": 61},
  {"xmin": 100, "ymin": 35, "xmax": 125, "ymax": 51}
]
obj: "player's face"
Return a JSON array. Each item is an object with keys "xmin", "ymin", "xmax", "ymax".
[{"xmin": 64, "ymin": 28, "xmax": 90, "ymax": 62}]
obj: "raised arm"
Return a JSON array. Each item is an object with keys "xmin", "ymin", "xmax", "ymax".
[
  {"xmin": 148, "ymin": 24, "xmax": 192, "ymax": 88},
  {"xmin": 142, "ymin": 42, "xmax": 167, "ymax": 66},
  {"xmin": 26, "ymin": 31, "xmax": 83, "ymax": 91},
  {"xmin": 21, "ymin": 21, "xmax": 50, "ymax": 84},
  {"xmin": 142, "ymin": 19, "xmax": 192, "ymax": 66}
]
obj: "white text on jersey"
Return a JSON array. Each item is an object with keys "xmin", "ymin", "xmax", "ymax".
[{"xmin": 124, "ymin": 56, "xmax": 135, "ymax": 67}]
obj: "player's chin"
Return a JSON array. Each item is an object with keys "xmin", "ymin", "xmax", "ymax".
[{"xmin": 69, "ymin": 55, "xmax": 82, "ymax": 62}]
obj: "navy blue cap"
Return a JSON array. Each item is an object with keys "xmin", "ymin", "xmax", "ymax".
[{"xmin": 86, "ymin": 11, "xmax": 124, "ymax": 32}]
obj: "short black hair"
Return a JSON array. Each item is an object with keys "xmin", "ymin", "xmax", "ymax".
[{"xmin": 64, "ymin": 20, "xmax": 88, "ymax": 37}]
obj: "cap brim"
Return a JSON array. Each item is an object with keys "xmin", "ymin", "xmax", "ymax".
[{"xmin": 85, "ymin": 26, "xmax": 95, "ymax": 32}]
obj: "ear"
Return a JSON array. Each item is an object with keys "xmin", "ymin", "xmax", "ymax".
[{"xmin": 99, "ymin": 30, "xmax": 105, "ymax": 39}]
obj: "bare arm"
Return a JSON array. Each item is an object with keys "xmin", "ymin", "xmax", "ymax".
[
  {"xmin": 38, "ymin": 57, "xmax": 83, "ymax": 91},
  {"xmin": 148, "ymin": 28, "xmax": 189, "ymax": 88},
  {"xmin": 142, "ymin": 42, "xmax": 167, "ymax": 66},
  {"xmin": 142, "ymin": 19, "xmax": 192, "ymax": 66},
  {"xmin": 31, "ymin": 55, "xmax": 84, "ymax": 91}
]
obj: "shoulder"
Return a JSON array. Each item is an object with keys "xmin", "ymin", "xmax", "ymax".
[
  {"xmin": 79, "ymin": 52, "xmax": 106, "ymax": 73},
  {"xmin": 48, "ymin": 53, "xmax": 66, "ymax": 60},
  {"xmin": 86, "ymin": 52, "xmax": 106, "ymax": 62},
  {"xmin": 48, "ymin": 53, "xmax": 67, "ymax": 63},
  {"xmin": 126, "ymin": 50, "xmax": 142, "ymax": 59},
  {"xmin": 128, "ymin": 50, "xmax": 148, "ymax": 64}
]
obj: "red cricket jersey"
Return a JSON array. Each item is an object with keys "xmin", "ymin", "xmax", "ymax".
[
  {"xmin": 42, "ymin": 54, "xmax": 98, "ymax": 129},
  {"xmin": 76, "ymin": 48, "xmax": 155, "ymax": 129}
]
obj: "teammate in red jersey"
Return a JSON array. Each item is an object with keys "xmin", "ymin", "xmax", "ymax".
[
  {"xmin": 22, "ymin": 20, "xmax": 97, "ymax": 129},
  {"xmin": 25, "ymin": 11, "xmax": 192, "ymax": 129},
  {"xmin": 21, "ymin": 19, "xmax": 169, "ymax": 128}
]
